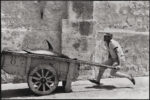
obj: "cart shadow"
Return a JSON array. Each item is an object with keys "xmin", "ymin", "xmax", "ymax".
[
  {"xmin": 1, "ymin": 86, "xmax": 66, "ymax": 98},
  {"xmin": 53, "ymin": 86, "xmax": 66, "ymax": 93},
  {"xmin": 1, "ymin": 88, "xmax": 35, "ymax": 98},
  {"xmin": 1, "ymin": 85, "xmax": 133, "ymax": 98},
  {"xmin": 85, "ymin": 85, "xmax": 132, "ymax": 90}
]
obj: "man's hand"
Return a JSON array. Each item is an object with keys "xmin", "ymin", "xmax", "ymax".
[
  {"xmin": 112, "ymin": 62, "xmax": 119, "ymax": 66},
  {"xmin": 112, "ymin": 62, "xmax": 120, "ymax": 70},
  {"xmin": 114, "ymin": 65, "xmax": 121, "ymax": 70}
]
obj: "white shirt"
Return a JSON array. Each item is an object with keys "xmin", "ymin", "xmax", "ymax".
[{"xmin": 105, "ymin": 39, "xmax": 125, "ymax": 61}]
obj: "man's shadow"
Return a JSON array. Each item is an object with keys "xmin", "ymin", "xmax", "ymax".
[{"xmin": 85, "ymin": 85, "xmax": 132, "ymax": 90}]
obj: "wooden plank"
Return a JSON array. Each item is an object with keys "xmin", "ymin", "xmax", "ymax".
[{"xmin": 2, "ymin": 50, "xmax": 115, "ymax": 69}]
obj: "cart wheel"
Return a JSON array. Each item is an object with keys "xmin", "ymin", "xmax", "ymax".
[{"xmin": 28, "ymin": 65, "xmax": 58, "ymax": 95}]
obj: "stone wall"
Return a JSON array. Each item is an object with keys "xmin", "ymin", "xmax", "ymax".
[
  {"xmin": 62, "ymin": 19, "xmax": 96, "ymax": 60},
  {"xmin": 63, "ymin": 1, "xmax": 149, "ymax": 79},
  {"xmin": 93, "ymin": 31, "xmax": 149, "ymax": 78},
  {"xmin": 94, "ymin": 1, "xmax": 149, "ymax": 32},
  {"xmin": 1, "ymin": 1, "xmax": 149, "ymax": 83},
  {"xmin": 1, "ymin": 1, "xmax": 67, "ymax": 52},
  {"xmin": 68, "ymin": 1, "xmax": 93, "ymax": 20},
  {"xmin": 1, "ymin": 1, "xmax": 68, "ymax": 83},
  {"xmin": 92, "ymin": 1, "xmax": 149, "ymax": 78},
  {"xmin": 62, "ymin": 1, "xmax": 96, "ymax": 79}
]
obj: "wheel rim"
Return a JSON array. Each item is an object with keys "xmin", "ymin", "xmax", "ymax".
[{"xmin": 28, "ymin": 66, "xmax": 58, "ymax": 95}]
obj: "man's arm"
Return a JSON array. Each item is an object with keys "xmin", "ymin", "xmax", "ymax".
[
  {"xmin": 110, "ymin": 40, "xmax": 125, "ymax": 68},
  {"xmin": 113, "ymin": 47, "xmax": 125, "ymax": 69},
  {"xmin": 113, "ymin": 47, "xmax": 122, "ymax": 70},
  {"xmin": 114, "ymin": 47, "xmax": 120, "ymax": 65}
]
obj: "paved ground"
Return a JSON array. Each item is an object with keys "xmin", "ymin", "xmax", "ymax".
[{"xmin": 1, "ymin": 77, "xmax": 149, "ymax": 99}]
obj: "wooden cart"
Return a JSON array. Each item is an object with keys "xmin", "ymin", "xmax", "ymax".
[{"xmin": 1, "ymin": 49, "xmax": 114, "ymax": 95}]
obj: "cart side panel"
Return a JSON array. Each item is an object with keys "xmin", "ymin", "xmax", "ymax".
[
  {"xmin": 2, "ymin": 53, "xmax": 27, "ymax": 76},
  {"xmin": 29, "ymin": 57, "xmax": 60, "ymax": 75}
]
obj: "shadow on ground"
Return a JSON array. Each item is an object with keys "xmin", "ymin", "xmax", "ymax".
[
  {"xmin": 85, "ymin": 85, "xmax": 132, "ymax": 90},
  {"xmin": 2, "ymin": 88, "xmax": 34, "ymax": 98},
  {"xmin": 1, "ymin": 86, "xmax": 66, "ymax": 98},
  {"xmin": 2, "ymin": 85, "xmax": 133, "ymax": 98}
]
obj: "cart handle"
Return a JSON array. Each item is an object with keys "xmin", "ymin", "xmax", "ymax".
[{"xmin": 70, "ymin": 59, "xmax": 116, "ymax": 69}]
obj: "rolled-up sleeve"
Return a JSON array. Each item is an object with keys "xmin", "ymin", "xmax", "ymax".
[{"xmin": 112, "ymin": 41, "xmax": 126, "ymax": 63}]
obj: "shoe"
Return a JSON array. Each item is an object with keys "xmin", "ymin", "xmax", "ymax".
[
  {"xmin": 129, "ymin": 75, "xmax": 135, "ymax": 85},
  {"xmin": 88, "ymin": 79, "xmax": 101, "ymax": 85}
]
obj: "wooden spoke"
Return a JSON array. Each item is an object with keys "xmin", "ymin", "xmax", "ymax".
[
  {"xmin": 37, "ymin": 83, "xmax": 42, "ymax": 90},
  {"xmin": 46, "ymin": 75, "xmax": 54, "ymax": 80},
  {"xmin": 34, "ymin": 81, "xmax": 40, "ymax": 85},
  {"xmin": 42, "ymin": 84, "xmax": 46, "ymax": 92},
  {"xmin": 35, "ymin": 71, "xmax": 42, "ymax": 78},
  {"xmin": 41, "ymin": 69, "xmax": 44, "ymax": 77},
  {"xmin": 47, "ymin": 80, "xmax": 54, "ymax": 84},
  {"xmin": 45, "ymin": 71, "xmax": 50, "ymax": 77},
  {"xmin": 32, "ymin": 76, "xmax": 40, "ymax": 81},
  {"xmin": 45, "ymin": 83, "xmax": 51, "ymax": 90}
]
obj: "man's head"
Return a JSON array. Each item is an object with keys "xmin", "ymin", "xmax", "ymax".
[{"xmin": 104, "ymin": 33, "xmax": 113, "ymax": 42}]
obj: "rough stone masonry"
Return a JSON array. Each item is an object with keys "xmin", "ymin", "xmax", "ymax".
[{"xmin": 1, "ymin": 1, "xmax": 149, "ymax": 83}]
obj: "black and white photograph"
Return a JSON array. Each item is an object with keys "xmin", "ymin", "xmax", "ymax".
[{"xmin": 1, "ymin": 0, "xmax": 149, "ymax": 99}]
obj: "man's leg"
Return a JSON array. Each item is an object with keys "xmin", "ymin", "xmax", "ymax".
[
  {"xmin": 97, "ymin": 59, "xmax": 113, "ymax": 83},
  {"xmin": 110, "ymin": 69, "xmax": 135, "ymax": 85},
  {"xmin": 89, "ymin": 59, "xmax": 113, "ymax": 85},
  {"xmin": 110, "ymin": 69, "xmax": 130, "ymax": 78},
  {"xmin": 96, "ymin": 67, "xmax": 106, "ymax": 83}
]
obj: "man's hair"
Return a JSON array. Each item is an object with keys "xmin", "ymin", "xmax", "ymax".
[{"xmin": 104, "ymin": 33, "xmax": 113, "ymax": 39}]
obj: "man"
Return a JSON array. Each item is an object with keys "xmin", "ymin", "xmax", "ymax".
[{"xmin": 89, "ymin": 33, "xmax": 135, "ymax": 85}]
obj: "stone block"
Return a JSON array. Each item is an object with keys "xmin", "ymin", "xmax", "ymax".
[
  {"xmin": 68, "ymin": 1, "xmax": 93, "ymax": 20},
  {"xmin": 1, "ymin": 1, "xmax": 68, "ymax": 53},
  {"xmin": 94, "ymin": 1, "xmax": 149, "ymax": 31},
  {"xmin": 79, "ymin": 21, "xmax": 93, "ymax": 36},
  {"xmin": 62, "ymin": 19, "xmax": 96, "ymax": 61}
]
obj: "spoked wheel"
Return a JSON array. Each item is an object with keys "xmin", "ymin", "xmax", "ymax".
[{"xmin": 28, "ymin": 65, "xmax": 58, "ymax": 95}]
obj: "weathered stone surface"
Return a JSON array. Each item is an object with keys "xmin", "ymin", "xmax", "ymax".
[
  {"xmin": 94, "ymin": 1, "xmax": 149, "ymax": 31},
  {"xmin": 1, "ymin": 1, "xmax": 67, "ymax": 83},
  {"xmin": 79, "ymin": 21, "xmax": 93, "ymax": 36},
  {"xmin": 62, "ymin": 19, "xmax": 95, "ymax": 61},
  {"xmin": 1, "ymin": 1, "xmax": 67, "ymax": 52},
  {"xmin": 68, "ymin": 1, "xmax": 93, "ymax": 21},
  {"xmin": 93, "ymin": 31, "xmax": 149, "ymax": 78},
  {"xmin": 22, "ymin": 29, "xmax": 60, "ymax": 51},
  {"xmin": 1, "ymin": 1, "xmax": 149, "ymax": 83}
]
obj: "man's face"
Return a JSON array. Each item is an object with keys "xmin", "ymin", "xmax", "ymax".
[{"xmin": 104, "ymin": 36, "xmax": 111, "ymax": 42}]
